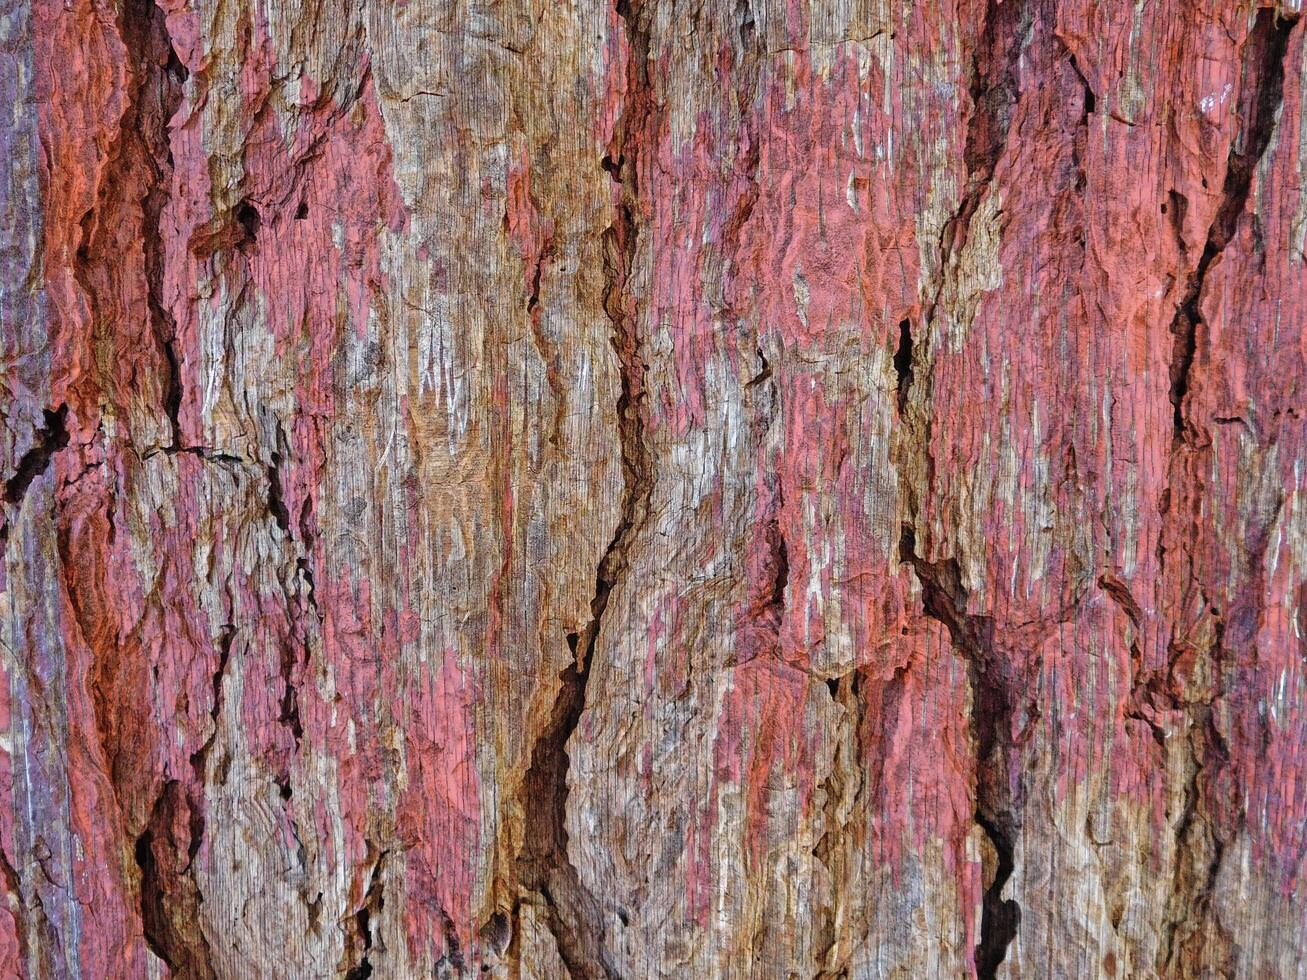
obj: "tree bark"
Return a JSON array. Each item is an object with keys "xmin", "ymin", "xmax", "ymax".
[{"xmin": 2, "ymin": 0, "xmax": 1306, "ymax": 976}]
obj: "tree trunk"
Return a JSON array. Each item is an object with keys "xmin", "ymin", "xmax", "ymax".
[{"xmin": 2, "ymin": 0, "xmax": 1305, "ymax": 976}]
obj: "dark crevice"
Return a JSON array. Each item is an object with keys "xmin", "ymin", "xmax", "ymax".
[
  {"xmin": 766, "ymin": 482, "xmax": 789, "ymax": 616},
  {"xmin": 1169, "ymin": 8, "xmax": 1299, "ymax": 440},
  {"xmin": 746, "ymin": 347, "xmax": 771, "ymax": 388},
  {"xmin": 811, "ymin": 669, "xmax": 866, "ymax": 978},
  {"xmin": 974, "ymin": 814, "xmax": 1020, "ymax": 979},
  {"xmin": 266, "ymin": 449, "xmax": 293, "ymax": 536},
  {"xmin": 898, "ymin": 528, "xmax": 1007, "ymax": 764},
  {"xmin": 893, "ymin": 319, "xmax": 914, "ymax": 416},
  {"xmin": 1066, "ymin": 51, "xmax": 1095, "ymax": 120},
  {"xmin": 4, "ymin": 405, "xmax": 69, "ymax": 510},
  {"xmin": 913, "ymin": 0, "xmax": 1034, "ymax": 520},
  {"xmin": 297, "ymin": 556, "xmax": 320, "ymax": 617},
  {"xmin": 265, "ymin": 422, "xmax": 312, "ymax": 776},
  {"xmin": 436, "ymin": 903, "xmax": 466, "ymax": 972},
  {"xmin": 235, "ymin": 199, "xmax": 261, "ymax": 244},
  {"xmin": 1064, "ymin": 46, "xmax": 1096, "ymax": 196},
  {"xmin": 1098, "ymin": 574, "xmax": 1170, "ymax": 748},
  {"xmin": 526, "ymin": 248, "xmax": 547, "ymax": 314},
  {"xmin": 479, "ymin": 910, "xmax": 512, "ymax": 959},
  {"xmin": 120, "ymin": 0, "xmax": 187, "ymax": 450},
  {"xmin": 1160, "ymin": 703, "xmax": 1230, "ymax": 972},
  {"xmin": 939, "ymin": 0, "xmax": 1032, "ymax": 264},
  {"xmin": 898, "ymin": 526, "xmax": 1020, "ymax": 977},
  {"xmin": 161, "ymin": 337, "xmax": 184, "ymax": 448},
  {"xmin": 135, "ymin": 788, "xmax": 178, "ymax": 974},
  {"xmin": 186, "ymin": 625, "xmax": 235, "ymax": 868},
  {"xmin": 343, "ymin": 849, "xmax": 387, "ymax": 980},
  {"xmin": 516, "ymin": 452, "xmax": 632, "ymax": 980},
  {"xmin": 0, "ymin": 849, "xmax": 31, "ymax": 970},
  {"xmin": 145, "ymin": 445, "xmax": 243, "ymax": 466},
  {"xmin": 514, "ymin": 4, "xmax": 658, "ymax": 978},
  {"xmin": 1159, "ymin": 613, "xmax": 1234, "ymax": 974},
  {"xmin": 135, "ymin": 781, "xmax": 216, "ymax": 979}
]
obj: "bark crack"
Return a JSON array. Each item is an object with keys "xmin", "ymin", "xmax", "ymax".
[
  {"xmin": 898, "ymin": 527, "xmax": 1020, "ymax": 978},
  {"xmin": 134, "ymin": 780, "xmax": 217, "ymax": 978},
  {"xmin": 186, "ymin": 624, "xmax": 234, "ymax": 870},
  {"xmin": 1169, "ymin": 8, "xmax": 1299, "ymax": 441},
  {"xmin": 122, "ymin": 0, "xmax": 188, "ymax": 451},
  {"xmin": 514, "ymin": 3, "xmax": 657, "ymax": 977},
  {"xmin": 343, "ymin": 848, "xmax": 388, "ymax": 980},
  {"xmin": 811, "ymin": 668, "xmax": 866, "ymax": 979},
  {"xmin": 2, "ymin": 405, "xmax": 69, "ymax": 546},
  {"xmin": 938, "ymin": 0, "xmax": 1032, "ymax": 268},
  {"xmin": 892, "ymin": 319, "xmax": 914, "ymax": 417}
]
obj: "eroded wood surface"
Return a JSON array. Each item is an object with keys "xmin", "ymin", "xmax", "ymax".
[{"xmin": 2, "ymin": 0, "xmax": 1306, "ymax": 976}]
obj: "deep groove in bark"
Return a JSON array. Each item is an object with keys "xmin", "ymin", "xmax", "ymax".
[
  {"xmin": 134, "ymin": 781, "xmax": 216, "ymax": 979},
  {"xmin": 120, "ymin": 0, "xmax": 187, "ymax": 450},
  {"xmin": 343, "ymin": 849, "xmax": 387, "ymax": 980},
  {"xmin": 134, "ymin": 787, "xmax": 177, "ymax": 973},
  {"xmin": 893, "ymin": 319, "xmax": 914, "ymax": 416},
  {"xmin": 0, "ymin": 847, "xmax": 32, "ymax": 970},
  {"xmin": 262, "ymin": 419, "xmax": 314, "ymax": 787},
  {"xmin": 973, "ymin": 814, "xmax": 1020, "ymax": 979},
  {"xmin": 898, "ymin": 526, "xmax": 1020, "ymax": 976},
  {"xmin": 811, "ymin": 668, "xmax": 866, "ymax": 978},
  {"xmin": 1158, "ymin": 611, "xmax": 1235, "ymax": 975},
  {"xmin": 1169, "ymin": 9, "xmax": 1299, "ymax": 440},
  {"xmin": 514, "ymin": 3, "xmax": 657, "ymax": 977},
  {"xmin": 187, "ymin": 624, "xmax": 235, "ymax": 867},
  {"xmin": 939, "ymin": 0, "xmax": 1032, "ymax": 265},
  {"xmin": 3, "ymin": 405, "xmax": 69, "ymax": 523},
  {"xmin": 915, "ymin": 0, "xmax": 1034, "ymax": 510}
]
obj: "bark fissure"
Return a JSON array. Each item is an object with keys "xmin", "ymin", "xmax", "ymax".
[
  {"xmin": 898, "ymin": 527, "xmax": 1020, "ymax": 977},
  {"xmin": 343, "ymin": 849, "xmax": 388, "ymax": 980},
  {"xmin": 134, "ymin": 786, "xmax": 176, "ymax": 973},
  {"xmin": 0, "ymin": 846, "xmax": 34, "ymax": 973},
  {"xmin": 121, "ymin": 0, "xmax": 188, "ymax": 451},
  {"xmin": 134, "ymin": 781, "xmax": 216, "ymax": 978},
  {"xmin": 263, "ymin": 420, "xmax": 317, "ymax": 793},
  {"xmin": 3, "ymin": 405, "xmax": 69, "ymax": 522},
  {"xmin": 939, "ymin": 0, "xmax": 1032, "ymax": 267},
  {"xmin": 893, "ymin": 319, "xmax": 914, "ymax": 416},
  {"xmin": 1170, "ymin": 9, "xmax": 1299, "ymax": 440},
  {"xmin": 187, "ymin": 624, "xmax": 234, "ymax": 868},
  {"xmin": 811, "ymin": 669, "xmax": 865, "ymax": 979},
  {"xmin": 514, "ymin": 4, "xmax": 657, "ymax": 977},
  {"xmin": 1158, "ymin": 608, "xmax": 1235, "ymax": 975}
]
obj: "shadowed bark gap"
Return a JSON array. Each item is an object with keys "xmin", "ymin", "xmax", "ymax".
[
  {"xmin": 899, "ymin": 526, "xmax": 1021, "ymax": 976},
  {"xmin": 1170, "ymin": 9, "xmax": 1300, "ymax": 440}
]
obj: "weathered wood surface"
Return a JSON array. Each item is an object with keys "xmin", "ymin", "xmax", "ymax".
[{"xmin": 2, "ymin": 0, "xmax": 1306, "ymax": 976}]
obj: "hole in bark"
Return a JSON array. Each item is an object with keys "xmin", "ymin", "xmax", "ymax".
[
  {"xmin": 236, "ymin": 200, "xmax": 261, "ymax": 242},
  {"xmin": 478, "ymin": 911, "xmax": 512, "ymax": 955},
  {"xmin": 295, "ymin": 201, "xmax": 309, "ymax": 219},
  {"xmin": 5, "ymin": 406, "xmax": 69, "ymax": 507},
  {"xmin": 893, "ymin": 319, "xmax": 914, "ymax": 415},
  {"xmin": 344, "ymin": 852, "xmax": 387, "ymax": 980},
  {"xmin": 975, "ymin": 813, "xmax": 1020, "ymax": 979}
]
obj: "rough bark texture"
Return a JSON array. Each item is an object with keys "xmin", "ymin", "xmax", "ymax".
[{"xmin": 2, "ymin": 0, "xmax": 1307, "ymax": 976}]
